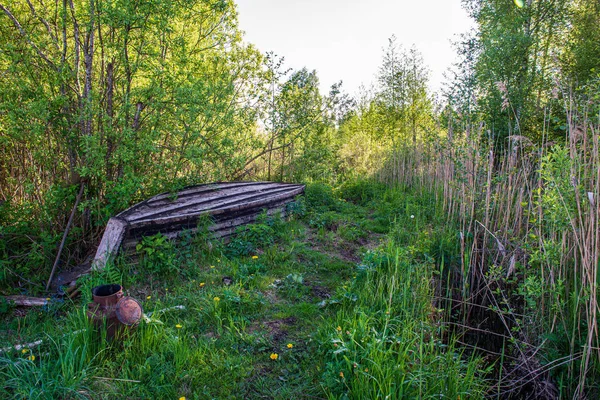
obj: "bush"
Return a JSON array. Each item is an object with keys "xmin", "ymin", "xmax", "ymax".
[{"xmin": 338, "ymin": 180, "xmax": 386, "ymax": 206}]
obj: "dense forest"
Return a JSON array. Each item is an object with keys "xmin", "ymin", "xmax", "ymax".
[{"xmin": 1, "ymin": 0, "xmax": 599, "ymax": 398}]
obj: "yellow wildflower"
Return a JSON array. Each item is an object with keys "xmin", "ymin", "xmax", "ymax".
[
  {"xmin": 146, "ymin": 296, "xmax": 151, "ymax": 300},
  {"xmin": 179, "ymin": 397, "xmax": 186, "ymax": 400},
  {"xmin": 270, "ymin": 353, "xmax": 278, "ymax": 360},
  {"xmin": 27, "ymin": 355, "xmax": 35, "ymax": 361},
  {"xmin": 199, "ymin": 282, "xmax": 205, "ymax": 287},
  {"xmin": 336, "ymin": 326, "xmax": 342, "ymax": 332},
  {"xmin": 213, "ymin": 296, "xmax": 220, "ymax": 302},
  {"xmin": 252, "ymin": 255, "xmax": 258, "ymax": 259},
  {"xmin": 210, "ymin": 265, "xmax": 215, "ymax": 269},
  {"xmin": 339, "ymin": 372, "xmax": 344, "ymax": 378},
  {"xmin": 21, "ymin": 349, "xmax": 28, "ymax": 354},
  {"xmin": 287, "ymin": 343, "xmax": 293, "ymax": 349},
  {"xmin": 175, "ymin": 324, "xmax": 182, "ymax": 329}
]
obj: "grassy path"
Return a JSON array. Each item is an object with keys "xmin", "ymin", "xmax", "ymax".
[{"xmin": 0, "ymin": 183, "xmax": 486, "ymax": 399}]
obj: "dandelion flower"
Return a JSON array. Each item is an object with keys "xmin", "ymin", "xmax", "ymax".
[
  {"xmin": 146, "ymin": 296, "xmax": 151, "ymax": 300},
  {"xmin": 175, "ymin": 324, "xmax": 182, "ymax": 329},
  {"xmin": 21, "ymin": 349, "xmax": 28, "ymax": 354},
  {"xmin": 199, "ymin": 282, "xmax": 205, "ymax": 287},
  {"xmin": 210, "ymin": 265, "xmax": 215, "ymax": 269},
  {"xmin": 336, "ymin": 326, "xmax": 342, "ymax": 332},
  {"xmin": 287, "ymin": 343, "xmax": 293, "ymax": 349},
  {"xmin": 270, "ymin": 353, "xmax": 278, "ymax": 360},
  {"xmin": 339, "ymin": 372, "xmax": 344, "ymax": 378},
  {"xmin": 251, "ymin": 255, "xmax": 258, "ymax": 259},
  {"xmin": 179, "ymin": 397, "xmax": 186, "ymax": 400},
  {"xmin": 45, "ymin": 298, "xmax": 50, "ymax": 301},
  {"xmin": 217, "ymin": 259, "xmax": 221, "ymax": 263},
  {"xmin": 213, "ymin": 296, "xmax": 220, "ymax": 302},
  {"xmin": 27, "ymin": 355, "xmax": 35, "ymax": 361}
]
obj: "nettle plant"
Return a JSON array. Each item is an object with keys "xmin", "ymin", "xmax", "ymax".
[
  {"xmin": 136, "ymin": 233, "xmax": 178, "ymax": 276},
  {"xmin": 226, "ymin": 211, "xmax": 279, "ymax": 257}
]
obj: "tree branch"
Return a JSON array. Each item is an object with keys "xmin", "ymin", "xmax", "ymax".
[{"xmin": 0, "ymin": 3, "xmax": 56, "ymax": 69}]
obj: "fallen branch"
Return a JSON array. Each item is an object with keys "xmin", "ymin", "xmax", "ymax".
[
  {"xmin": 3, "ymin": 295, "xmax": 50, "ymax": 307},
  {"xmin": 0, "ymin": 339, "xmax": 44, "ymax": 354}
]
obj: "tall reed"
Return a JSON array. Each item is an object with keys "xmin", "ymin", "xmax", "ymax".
[{"xmin": 376, "ymin": 92, "xmax": 600, "ymax": 398}]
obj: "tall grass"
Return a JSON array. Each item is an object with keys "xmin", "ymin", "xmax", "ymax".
[
  {"xmin": 318, "ymin": 242, "xmax": 487, "ymax": 399},
  {"xmin": 375, "ymin": 89, "xmax": 600, "ymax": 397}
]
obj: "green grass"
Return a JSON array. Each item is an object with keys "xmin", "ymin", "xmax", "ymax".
[{"xmin": 0, "ymin": 181, "xmax": 487, "ymax": 399}]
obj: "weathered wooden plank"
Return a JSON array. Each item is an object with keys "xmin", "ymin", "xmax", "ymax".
[
  {"xmin": 128, "ymin": 185, "xmax": 303, "ymax": 228},
  {"xmin": 145, "ymin": 182, "xmax": 265, "ymax": 204},
  {"xmin": 125, "ymin": 183, "xmax": 299, "ymax": 222},
  {"xmin": 121, "ymin": 202, "xmax": 290, "ymax": 248},
  {"xmin": 126, "ymin": 182, "xmax": 277, "ymax": 217},
  {"xmin": 92, "ymin": 217, "xmax": 127, "ymax": 271}
]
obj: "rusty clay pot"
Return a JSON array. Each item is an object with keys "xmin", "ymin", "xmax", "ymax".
[{"xmin": 87, "ymin": 284, "xmax": 142, "ymax": 340}]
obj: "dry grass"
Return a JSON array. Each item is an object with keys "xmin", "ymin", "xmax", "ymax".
[{"xmin": 376, "ymin": 96, "xmax": 600, "ymax": 397}]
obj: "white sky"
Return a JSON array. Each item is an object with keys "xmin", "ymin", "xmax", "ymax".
[{"xmin": 235, "ymin": 0, "xmax": 475, "ymax": 97}]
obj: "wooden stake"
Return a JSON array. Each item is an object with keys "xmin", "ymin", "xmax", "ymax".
[{"xmin": 46, "ymin": 182, "xmax": 85, "ymax": 291}]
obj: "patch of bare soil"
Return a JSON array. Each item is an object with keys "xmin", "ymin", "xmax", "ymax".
[
  {"xmin": 305, "ymin": 227, "xmax": 383, "ymax": 264},
  {"xmin": 309, "ymin": 285, "xmax": 331, "ymax": 300},
  {"xmin": 264, "ymin": 316, "xmax": 297, "ymax": 343}
]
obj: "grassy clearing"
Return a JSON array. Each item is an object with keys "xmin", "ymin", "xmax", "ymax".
[{"xmin": 0, "ymin": 181, "xmax": 486, "ymax": 399}]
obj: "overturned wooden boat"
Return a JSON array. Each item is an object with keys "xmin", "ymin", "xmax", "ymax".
[
  {"xmin": 53, "ymin": 182, "xmax": 304, "ymax": 287},
  {"xmin": 93, "ymin": 181, "xmax": 305, "ymax": 269}
]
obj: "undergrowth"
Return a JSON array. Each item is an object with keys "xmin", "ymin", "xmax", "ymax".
[{"xmin": 0, "ymin": 181, "xmax": 487, "ymax": 399}]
